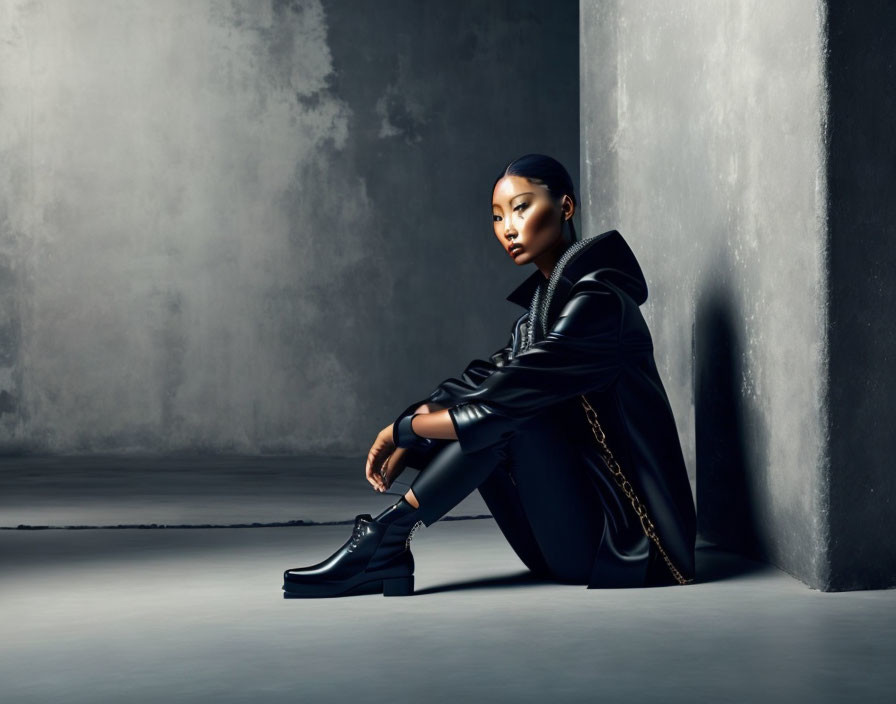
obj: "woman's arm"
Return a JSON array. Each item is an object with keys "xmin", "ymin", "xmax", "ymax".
[
  {"xmin": 396, "ymin": 316, "xmax": 519, "ymax": 425},
  {"xmin": 392, "ymin": 405, "xmax": 457, "ymax": 450},
  {"xmin": 393, "ymin": 283, "xmax": 626, "ymax": 451},
  {"xmin": 441, "ymin": 280, "xmax": 645, "ymax": 455},
  {"xmin": 387, "ymin": 326, "xmax": 516, "ymax": 462},
  {"xmin": 409, "ymin": 408, "xmax": 457, "ymax": 441},
  {"xmin": 425, "ymin": 324, "xmax": 517, "ymax": 407}
]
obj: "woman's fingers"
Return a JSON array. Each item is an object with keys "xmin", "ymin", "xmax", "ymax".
[
  {"xmin": 366, "ymin": 429, "xmax": 394, "ymax": 491},
  {"xmin": 366, "ymin": 424, "xmax": 400, "ymax": 492},
  {"xmin": 367, "ymin": 462, "xmax": 384, "ymax": 491},
  {"xmin": 380, "ymin": 455, "xmax": 393, "ymax": 490},
  {"xmin": 366, "ymin": 445, "xmax": 385, "ymax": 491},
  {"xmin": 381, "ymin": 450, "xmax": 407, "ymax": 490}
]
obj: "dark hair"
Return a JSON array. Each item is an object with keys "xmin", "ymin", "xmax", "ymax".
[{"xmin": 492, "ymin": 153, "xmax": 579, "ymax": 244}]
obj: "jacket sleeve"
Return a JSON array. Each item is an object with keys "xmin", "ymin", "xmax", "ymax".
[
  {"xmin": 445, "ymin": 281, "xmax": 626, "ymax": 455},
  {"xmin": 426, "ymin": 327, "xmax": 515, "ymax": 406},
  {"xmin": 391, "ymin": 323, "xmax": 516, "ymax": 462}
]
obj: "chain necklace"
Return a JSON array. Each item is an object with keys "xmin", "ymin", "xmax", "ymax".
[{"xmin": 521, "ymin": 237, "xmax": 594, "ymax": 352}]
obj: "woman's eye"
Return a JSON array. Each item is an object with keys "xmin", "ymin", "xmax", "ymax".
[
  {"xmin": 513, "ymin": 202, "xmax": 529, "ymax": 213},
  {"xmin": 493, "ymin": 214, "xmax": 502, "ymax": 222}
]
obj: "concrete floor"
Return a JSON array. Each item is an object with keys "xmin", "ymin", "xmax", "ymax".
[
  {"xmin": 1, "ymin": 456, "xmax": 894, "ymax": 703},
  {"xmin": 0, "ymin": 454, "xmax": 491, "ymax": 527}
]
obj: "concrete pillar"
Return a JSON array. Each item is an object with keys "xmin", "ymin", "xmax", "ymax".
[{"xmin": 580, "ymin": 0, "xmax": 895, "ymax": 591}]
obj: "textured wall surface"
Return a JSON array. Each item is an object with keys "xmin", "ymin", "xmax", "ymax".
[
  {"xmin": 581, "ymin": 0, "xmax": 830, "ymax": 587},
  {"xmin": 0, "ymin": 0, "xmax": 579, "ymax": 454}
]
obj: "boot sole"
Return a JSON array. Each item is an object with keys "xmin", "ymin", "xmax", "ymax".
[{"xmin": 282, "ymin": 574, "xmax": 414, "ymax": 598}]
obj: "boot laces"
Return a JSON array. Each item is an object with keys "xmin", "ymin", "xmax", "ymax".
[{"xmin": 347, "ymin": 521, "xmax": 366, "ymax": 552}]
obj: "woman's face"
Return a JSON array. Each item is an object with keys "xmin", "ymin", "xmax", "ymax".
[{"xmin": 492, "ymin": 175, "xmax": 572, "ymax": 267}]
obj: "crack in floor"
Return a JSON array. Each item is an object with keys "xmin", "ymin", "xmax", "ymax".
[{"xmin": 2, "ymin": 514, "xmax": 495, "ymax": 530}]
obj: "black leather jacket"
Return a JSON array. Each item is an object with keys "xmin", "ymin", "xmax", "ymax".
[{"xmin": 393, "ymin": 229, "xmax": 697, "ymax": 587}]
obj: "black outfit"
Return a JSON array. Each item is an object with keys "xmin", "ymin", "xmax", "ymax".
[{"xmin": 393, "ymin": 229, "xmax": 697, "ymax": 588}]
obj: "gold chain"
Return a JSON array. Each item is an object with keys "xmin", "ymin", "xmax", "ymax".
[{"xmin": 579, "ymin": 394, "xmax": 694, "ymax": 586}]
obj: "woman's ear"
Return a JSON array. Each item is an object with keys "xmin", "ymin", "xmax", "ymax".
[{"xmin": 561, "ymin": 194, "xmax": 575, "ymax": 221}]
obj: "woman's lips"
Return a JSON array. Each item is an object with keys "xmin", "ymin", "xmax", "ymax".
[{"xmin": 509, "ymin": 245, "xmax": 524, "ymax": 257}]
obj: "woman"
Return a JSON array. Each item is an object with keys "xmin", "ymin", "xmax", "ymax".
[{"xmin": 282, "ymin": 154, "xmax": 697, "ymax": 597}]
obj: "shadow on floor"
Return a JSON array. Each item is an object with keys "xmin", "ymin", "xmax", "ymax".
[
  {"xmin": 694, "ymin": 543, "xmax": 777, "ymax": 584},
  {"xmin": 414, "ymin": 570, "xmax": 556, "ymax": 595},
  {"xmin": 412, "ymin": 544, "xmax": 774, "ymax": 595}
]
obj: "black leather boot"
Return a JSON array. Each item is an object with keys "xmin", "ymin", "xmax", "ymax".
[
  {"xmin": 282, "ymin": 497, "xmax": 425, "ymax": 598},
  {"xmin": 283, "ymin": 436, "xmax": 510, "ymax": 598}
]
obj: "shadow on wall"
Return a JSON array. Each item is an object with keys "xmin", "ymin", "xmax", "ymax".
[{"xmin": 694, "ymin": 282, "xmax": 768, "ymax": 563}]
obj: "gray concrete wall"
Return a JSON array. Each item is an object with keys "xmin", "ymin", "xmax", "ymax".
[
  {"xmin": 581, "ymin": 0, "xmax": 831, "ymax": 588},
  {"xmin": 0, "ymin": 0, "xmax": 579, "ymax": 454}
]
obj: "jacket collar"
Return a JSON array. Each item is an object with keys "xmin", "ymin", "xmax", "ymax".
[{"xmin": 505, "ymin": 229, "xmax": 649, "ymax": 309}]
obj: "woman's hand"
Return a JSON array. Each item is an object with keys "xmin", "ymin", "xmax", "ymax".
[
  {"xmin": 366, "ymin": 424, "xmax": 409, "ymax": 492},
  {"xmin": 380, "ymin": 446, "xmax": 409, "ymax": 492},
  {"xmin": 366, "ymin": 424, "xmax": 393, "ymax": 492},
  {"xmin": 365, "ymin": 403, "xmax": 447, "ymax": 492}
]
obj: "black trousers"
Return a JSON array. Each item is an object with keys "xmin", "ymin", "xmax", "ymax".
[{"xmin": 405, "ymin": 409, "xmax": 607, "ymax": 585}]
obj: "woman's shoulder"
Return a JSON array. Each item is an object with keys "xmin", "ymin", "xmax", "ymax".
[
  {"xmin": 568, "ymin": 271, "xmax": 638, "ymax": 308},
  {"xmin": 552, "ymin": 271, "xmax": 653, "ymax": 347},
  {"xmin": 550, "ymin": 278, "xmax": 624, "ymax": 339}
]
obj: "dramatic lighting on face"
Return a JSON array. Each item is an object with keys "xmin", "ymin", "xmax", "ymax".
[{"xmin": 491, "ymin": 175, "xmax": 563, "ymax": 265}]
